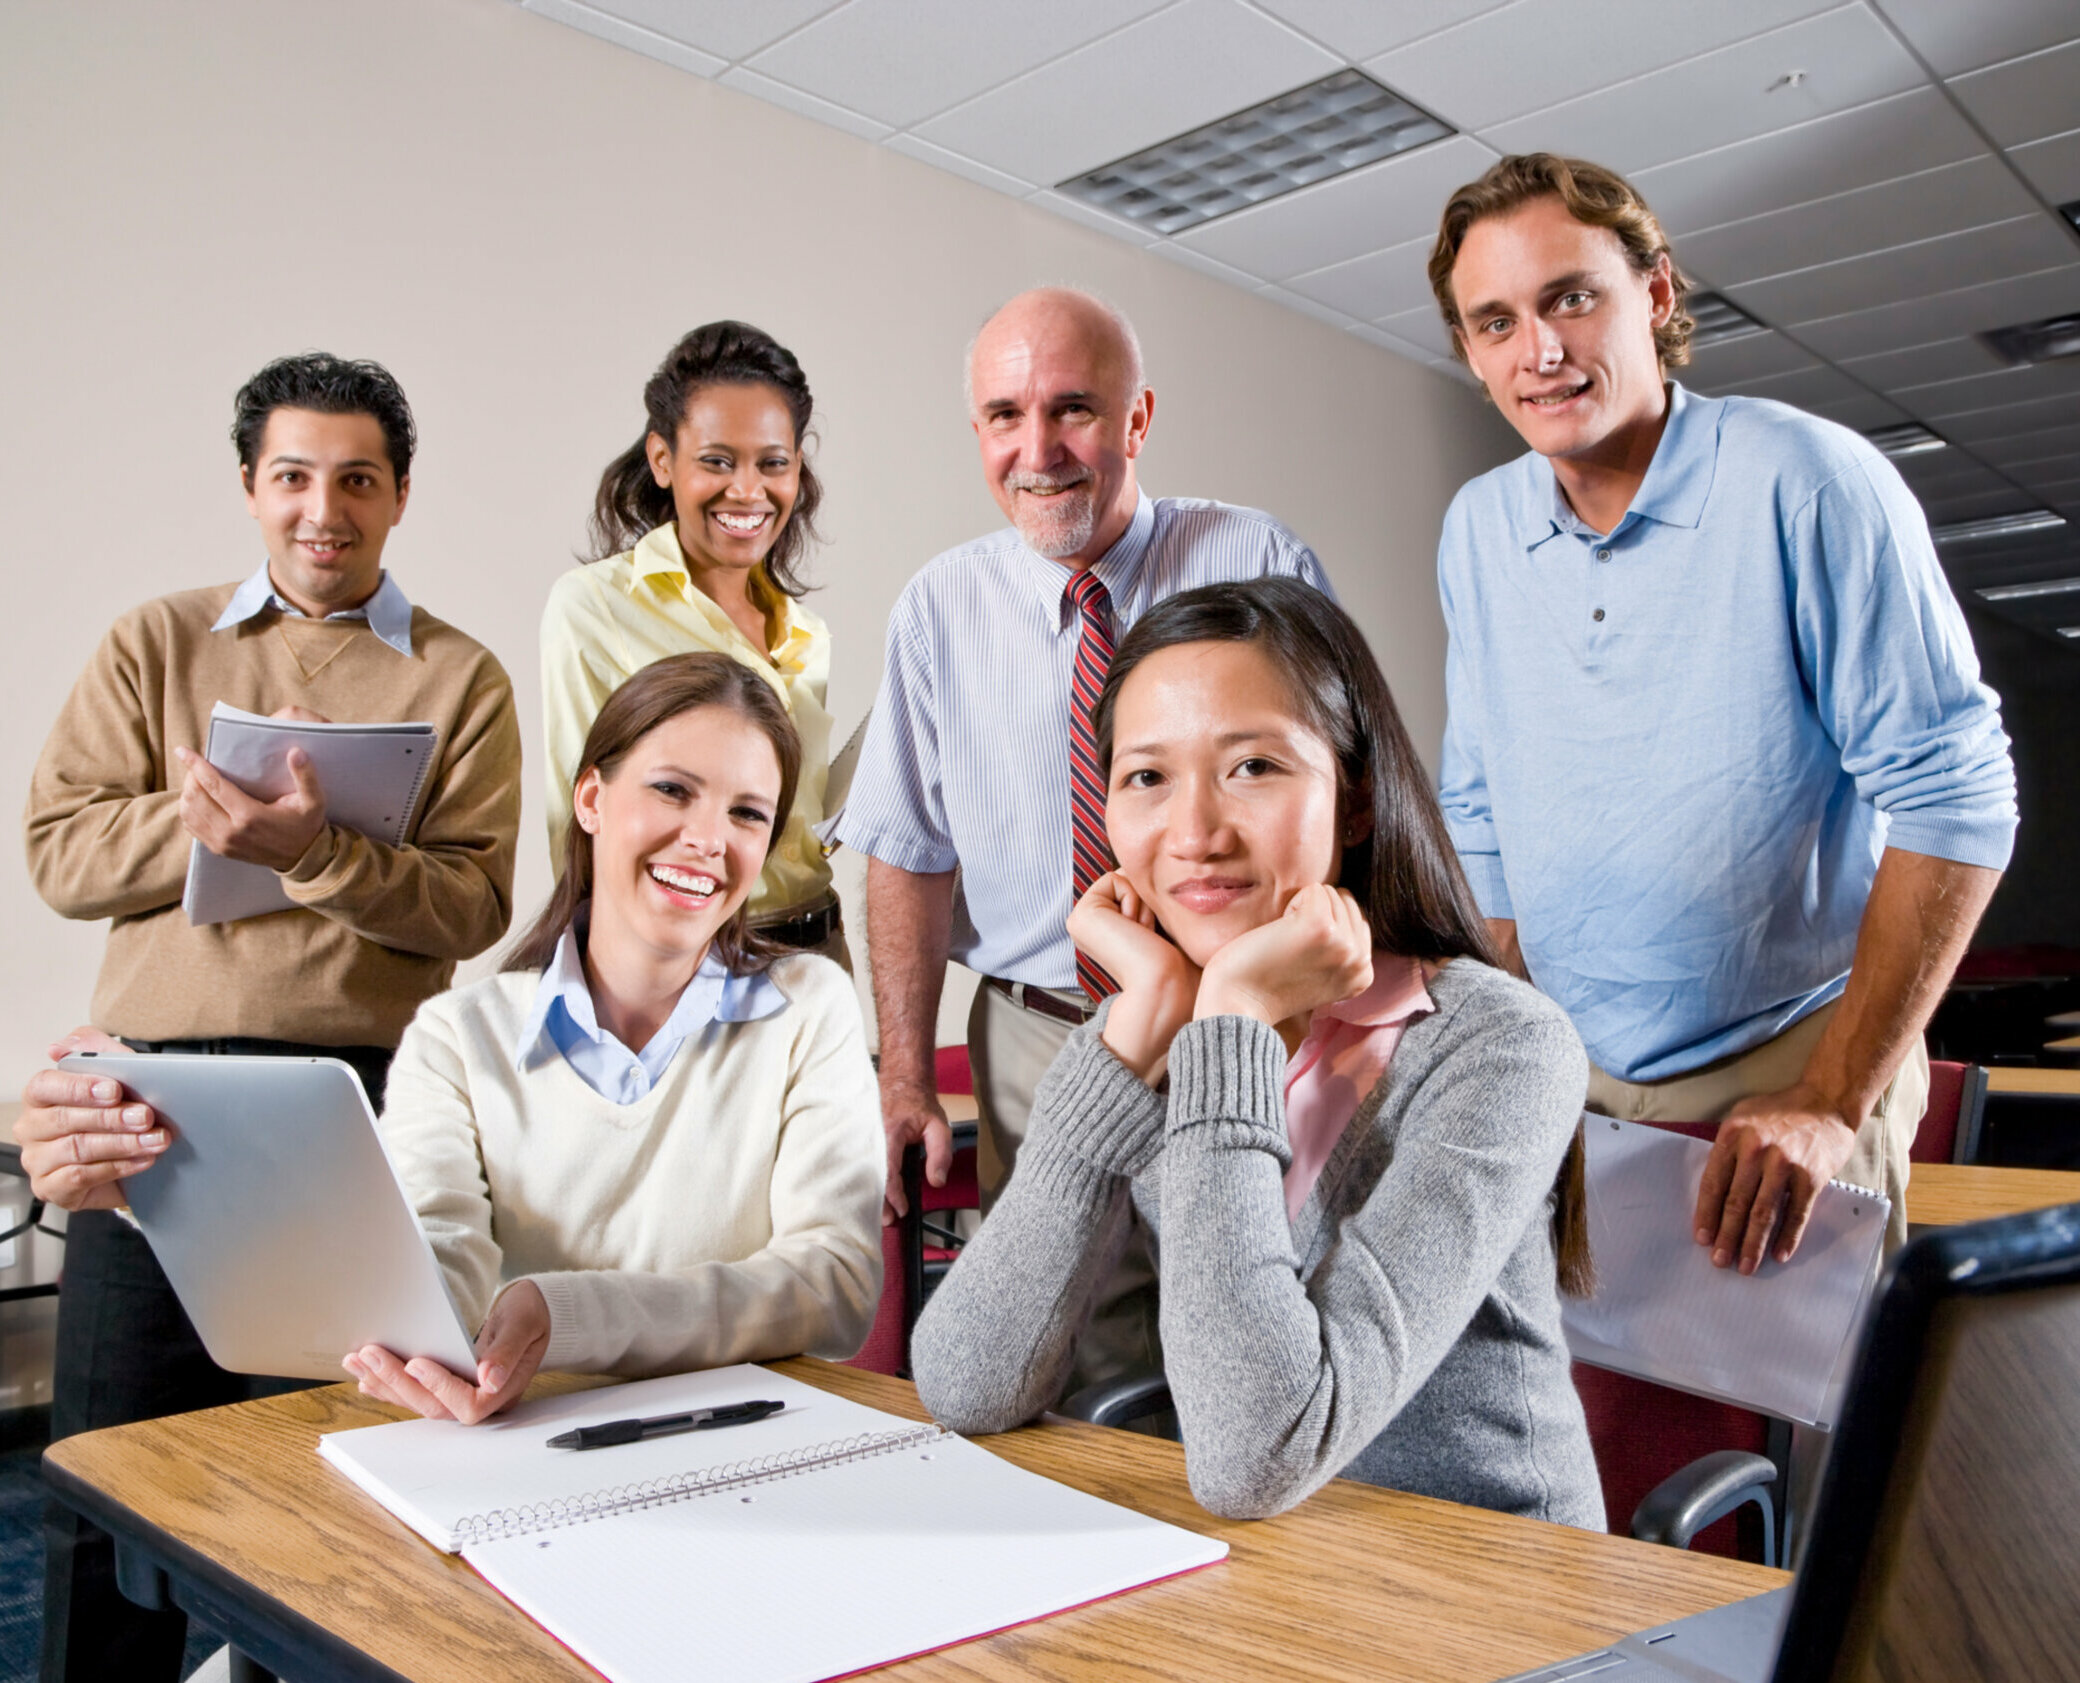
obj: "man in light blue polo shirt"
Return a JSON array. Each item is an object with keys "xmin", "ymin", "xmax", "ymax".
[{"xmin": 1426, "ymin": 154, "xmax": 2015, "ymax": 1268}]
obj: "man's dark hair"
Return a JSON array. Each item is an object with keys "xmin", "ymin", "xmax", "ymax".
[{"xmin": 231, "ymin": 353, "xmax": 417, "ymax": 487}]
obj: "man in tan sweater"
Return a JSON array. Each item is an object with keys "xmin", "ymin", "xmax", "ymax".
[{"xmin": 17, "ymin": 351, "xmax": 520, "ymax": 1683}]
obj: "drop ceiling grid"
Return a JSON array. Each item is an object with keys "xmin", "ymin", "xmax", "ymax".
[{"xmin": 514, "ymin": 0, "xmax": 2080, "ymax": 628}]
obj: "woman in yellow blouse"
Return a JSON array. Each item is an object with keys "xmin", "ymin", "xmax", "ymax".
[{"xmin": 542, "ymin": 321, "xmax": 845, "ymax": 961}]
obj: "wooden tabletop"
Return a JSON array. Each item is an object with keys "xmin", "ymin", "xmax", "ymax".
[
  {"xmin": 1909, "ymin": 1162, "xmax": 2080, "ymax": 1228},
  {"xmin": 45, "ymin": 1359, "xmax": 1781, "ymax": 1683},
  {"xmin": 1985, "ymin": 1066, "xmax": 2080, "ymax": 1097}
]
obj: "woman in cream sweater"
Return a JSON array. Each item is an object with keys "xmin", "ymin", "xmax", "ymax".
[{"xmin": 347, "ymin": 652, "xmax": 882, "ymax": 1424}]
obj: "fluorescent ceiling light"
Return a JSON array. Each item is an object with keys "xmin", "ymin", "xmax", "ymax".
[
  {"xmin": 1976, "ymin": 576, "xmax": 2080, "ymax": 601},
  {"xmin": 1685, "ymin": 291, "xmax": 1767, "ymax": 348},
  {"xmin": 1056, "ymin": 70, "xmax": 1451, "ymax": 236},
  {"xmin": 1932, "ymin": 510, "xmax": 2068, "ymax": 545},
  {"xmin": 1865, "ymin": 422, "xmax": 1947, "ymax": 458},
  {"xmin": 1980, "ymin": 311, "xmax": 2080, "ymax": 365},
  {"xmin": 2060, "ymin": 626, "xmax": 2080, "ymax": 640}
]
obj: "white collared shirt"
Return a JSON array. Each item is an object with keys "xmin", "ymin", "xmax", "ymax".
[{"xmin": 211, "ymin": 562, "xmax": 416, "ymax": 656}]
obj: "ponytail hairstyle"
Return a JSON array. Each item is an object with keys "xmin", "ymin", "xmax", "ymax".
[
  {"xmin": 586, "ymin": 321, "xmax": 824, "ymax": 597},
  {"xmin": 503, "ymin": 653, "xmax": 803, "ymax": 978},
  {"xmin": 1091, "ymin": 579, "xmax": 1593, "ymax": 1296}
]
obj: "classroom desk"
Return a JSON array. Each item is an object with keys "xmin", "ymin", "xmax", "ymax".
[
  {"xmin": 1909, "ymin": 1161, "xmax": 2080, "ymax": 1227},
  {"xmin": 43, "ymin": 1358, "xmax": 1782, "ymax": 1683}
]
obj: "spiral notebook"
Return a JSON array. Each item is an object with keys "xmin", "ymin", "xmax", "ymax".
[
  {"xmin": 319, "ymin": 1365, "xmax": 1227, "ymax": 1683},
  {"xmin": 182, "ymin": 702, "xmax": 438, "ymax": 926},
  {"xmin": 1562, "ymin": 1116, "xmax": 1889, "ymax": 1428}
]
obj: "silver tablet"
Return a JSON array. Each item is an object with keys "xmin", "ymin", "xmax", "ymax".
[{"xmin": 60, "ymin": 1053, "xmax": 479, "ymax": 1381}]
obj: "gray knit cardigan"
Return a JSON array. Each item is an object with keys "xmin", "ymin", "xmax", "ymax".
[{"xmin": 911, "ymin": 958, "xmax": 1605, "ymax": 1527}]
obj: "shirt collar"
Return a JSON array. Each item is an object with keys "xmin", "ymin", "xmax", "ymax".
[
  {"xmin": 628, "ymin": 524, "xmax": 810, "ymax": 673},
  {"xmin": 1028, "ymin": 489, "xmax": 1155, "ymax": 630},
  {"xmin": 514, "ymin": 913, "xmax": 788, "ymax": 1073},
  {"xmin": 211, "ymin": 562, "xmax": 415, "ymax": 656},
  {"xmin": 1313, "ymin": 951, "xmax": 1435, "ymax": 1029},
  {"xmin": 1529, "ymin": 382, "xmax": 1718, "ymax": 551}
]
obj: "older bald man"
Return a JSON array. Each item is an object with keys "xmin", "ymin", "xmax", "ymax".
[{"xmin": 836, "ymin": 287, "xmax": 1333, "ymax": 1393}]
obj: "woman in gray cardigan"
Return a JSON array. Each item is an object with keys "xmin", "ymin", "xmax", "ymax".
[{"xmin": 911, "ymin": 579, "xmax": 1603, "ymax": 1528}]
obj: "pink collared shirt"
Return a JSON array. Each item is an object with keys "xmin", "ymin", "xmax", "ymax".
[{"xmin": 1282, "ymin": 953, "xmax": 1436, "ymax": 1218}]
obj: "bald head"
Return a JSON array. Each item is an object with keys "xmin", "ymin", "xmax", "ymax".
[{"xmin": 966, "ymin": 288, "xmax": 1155, "ymax": 568}]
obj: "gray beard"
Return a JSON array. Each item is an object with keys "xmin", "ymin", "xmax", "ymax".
[{"xmin": 1013, "ymin": 488, "xmax": 1099, "ymax": 559}]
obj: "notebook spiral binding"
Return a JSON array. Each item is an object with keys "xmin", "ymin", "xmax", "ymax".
[{"xmin": 450, "ymin": 1423, "xmax": 950, "ymax": 1546}]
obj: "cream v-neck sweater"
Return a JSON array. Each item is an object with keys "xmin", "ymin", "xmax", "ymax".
[{"xmin": 378, "ymin": 953, "xmax": 883, "ymax": 1374}]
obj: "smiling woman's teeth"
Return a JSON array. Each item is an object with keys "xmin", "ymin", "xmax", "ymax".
[
  {"xmin": 649, "ymin": 864, "xmax": 718, "ymax": 898},
  {"xmin": 714, "ymin": 511, "xmax": 768, "ymax": 533}
]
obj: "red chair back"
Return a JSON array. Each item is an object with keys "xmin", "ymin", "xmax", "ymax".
[
  {"xmin": 933, "ymin": 1044, "xmax": 974, "ymax": 1096},
  {"xmin": 843, "ymin": 1223, "xmax": 910, "ymax": 1377},
  {"xmin": 1571, "ymin": 1363, "xmax": 1772, "ymax": 1558},
  {"xmin": 1916, "ymin": 1061, "xmax": 1967, "ymax": 1165}
]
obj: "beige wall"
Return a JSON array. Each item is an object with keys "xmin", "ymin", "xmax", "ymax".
[{"xmin": 0, "ymin": 0, "xmax": 1518, "ymax": 1088}]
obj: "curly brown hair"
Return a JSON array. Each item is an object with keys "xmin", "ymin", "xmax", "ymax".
[{"xmin": 1427, "ymin": 153, "xmax": 1692, "ymax": 371}]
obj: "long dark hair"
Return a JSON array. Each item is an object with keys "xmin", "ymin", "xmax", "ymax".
[
  {"xmin": 504, "ymin": 653, "xmax": 803, "ymax": 978},
  {"xmin": 586, "ymin": 321, "xmax": 824, "ymax": 597},
  {"xmin": 1092, "ymin": 579, "xmax": 1591, "ymax": 1295}
]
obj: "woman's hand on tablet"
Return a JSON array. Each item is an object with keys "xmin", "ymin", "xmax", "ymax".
[
  {"xmin": 1195, "ymin": 884, "xmax": 1373, "ymax": 1034},
  {"xmin": 344, "ymin": 1280, "xmax": 552, "ymax": 1424},
  {"xmin": 13, "ymin": 1027, "xmax": 169, "ymax": 1210},
  {"xmin": 1070, "ymin": 872, "xmax": 1201, "ymax": 1084}
]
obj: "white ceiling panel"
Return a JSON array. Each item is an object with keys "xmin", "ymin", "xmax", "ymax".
[
  {"xmin": 1972, "ymin": 421, "xmax": 2080, "ymax": 465},
  {"xmin": 2017, "ymin": 473, "xmax": 2080, "ymax": 500},
  {"xmin": 1805, "ymin": 390, "xmax": 1911, "ymax": 430},
  {"xmin": 1285, "ymin": 235, "xmax": 1436, "ymax": 322},
  {"xmin": 564, "ymin": 0, "xmax": 842, "ymax": 61},
  {"xmin": 1728, "ymin": 215, "xmax": 2080, "ymax": 325},
  {"xmin": 1258, "ymin": 285, "xmax": 1365, "ymax": 333},
  {"xmin": 1374, "ymin": 304, "xmax": 1458, "ymax": 359},
  {"xmin": 1363, "ymin": 0, "xmax": 1837, "ymax": 135},
  {"xmin": 1893, "ymin": 455, "xmax": 2019, "ymax": 496},
  {"xmin": 1634, "ymin": 88, "xmax": 1982, "ymax": 234},
  {"xmin": 1871, "ymin": 0, "xmax": 2080, "ymax": 77},
  {"xmin": 1479, "ymin": 9, "xmax": 1924, "ymax": 175},
  {"xmin": 1250, "ymin": 0, "xmax": 1512, "ymax": 63},
  {"xmin": 1681, "ymin": 331, "xmax": 1820, "ymax": 387},
  {"xmin": 1348, "ymin": 320, "xmax": 1452, "ymax": 364},
  {"xmin": 1897, "ymin": 358, "xmax": 2080, "ymax": 419},
  {"xmin": 2010, "ymin": 129, "xmax": 2080, "ymax": 203},
  {"xmin": 1941, "ymin": 390, "xmax": 2080, "ymax": 444},
  {"xmin": 1793, "ymin": 263, "xmax": 2080, "ymax": 359},
  {"xmin": 520, "ymin": 0, "xmax": 726, "ymax": 74},
  {"xmin": 743, "ymin": 0, "xmax": 1170, "ymax": 130},
  {"xmin": 882, "ymin": 133, "xmax": 1036, "ymax": 195},
  {"xmin": 1674, "ymin": 158, "xmax": 2038, "ymax": 289},
  {"xmin": 1922, "ymin": 487, "xmax": 2045, "ymax": 522},
  {"xmin": 715, "ymin": 66, "xmax": 890, "ymax": 139},
  {"xmin": 909, "ymin": 0, "xmax": 1340, "ymax": 186},
  {"xmin": 1171, "ymin": 134, "xmax": 1495, "ymax": 282},
  {"xmin": 1151, "ymin": 241, "xmax": 1268, "ymax": 291},
  {"xmin": 1025, "ymin": 188, "xmax": 1161, "ymax": 246},
  {"xmin": 1839, "ymin": 336, "xmax": 2013, "ymax": 390},
  {"xmin": 1711, "ymin": 363, "xmax": 1869, "ymax": 408},
  {"xmin": 1948, "ymin": 40, "xmax": 2080, "ymax": 148}
]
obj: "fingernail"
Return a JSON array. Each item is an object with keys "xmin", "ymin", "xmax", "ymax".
[
  {"xmin": 123, "ymin": 1106, "xmax": 150, "ymax": 1128},
  {"xmin": 93, "ymin": 1080, "xmax": 119, "ymax": 1101},
  {"xmin": 1712, "ymin": 1248, "xmax": 1730, "ymax": 1267},
  {"xmin": 140, "ymin": 1130, "xmax": 167, "ymax": 1148},
  {"xmin": 483, "ymin": 1365, "xmax": 507, "ymax": 1391},
  {"xmin": 1694, "ymin": 1228, "xmax": 1711, "ymax": 1245}
]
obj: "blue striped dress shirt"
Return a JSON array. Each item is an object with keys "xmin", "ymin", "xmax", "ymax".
[
  {"xmin": 835, "ymin": 492, "xmax": 1334, "ymax": 987},
  {"xmin": 1438, "ymin": 384, "xmax": 2016, "ymax": 1083}
]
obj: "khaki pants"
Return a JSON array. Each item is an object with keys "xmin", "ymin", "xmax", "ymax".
[
  {"xmin": 967, "ymin": 981, "xmax": 1163, "ymax": 1394},
  {"xmin": 1584, "ymin": 1000, "xmax": 1928, "ymax": 1254}
]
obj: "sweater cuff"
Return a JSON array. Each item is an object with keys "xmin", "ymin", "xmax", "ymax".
[
  {"xmin": 1167, "ymin": 1015, "xmax": 1292, "ymax": 1165},
  {"xmin": 280, "ymin": 823, "xmax": 344, "ymax": 891},
  {"xmin": 1020, "ymin": 1025, "xmax": 1167, "ymax": 1187},
  {"xmin": 516, "ymin": 1273, "xmax": 589, "ymax": 1371}
]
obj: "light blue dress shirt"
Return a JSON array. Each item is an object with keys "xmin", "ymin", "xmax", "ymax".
[
  {"xmin": 212, "ymin": 562, "xmax": 416, "ymax": 656},
  {"xmin": 515, "ymin": 919, "xmax": 786, "ymax": 1105},
  {"xmin": 1438, "ymin": 384, "xmax": 2016, "ymax": 1083},
  {"xmin": 834, "ymin": 492, "xmax": 1334, "ymax": 986}
]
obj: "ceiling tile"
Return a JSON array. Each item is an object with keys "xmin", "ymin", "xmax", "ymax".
[
  {"xmin": 1023, "ymin": 188, "xmax": 1160, "ymax": 247},
  {"xmin": 1363, "ymin": 0, "xmax": 1837, "ymax": 134},
  {"xmin": 1920, "ymin": 487, "xmax": 2045, "ymax": 523},
  {"xmin": 1250, "ymin": 0, "xmax": 1512, "ymax": 63},
  {"xmin": 1839, "ymin": 336, "xmax": 2010, "ymax": 390},
  {"xmin": 1897, "ymin": 358, "xmax": 2080, "ymax": 420},
  {"xmin": 716, "ymin": 66, "xmax": 890, "ymax": 140},
  {"xmin": 1793, "ymin": 263, "xmax": 2080, "ymax": 360},
  {"xmin": 2009, "ymin": 128, "xmax": 2080, "ymax": 204},
  {"xmin": 743, "ymin": 0, "xmax": 1169, "ymax": 130},
  {"xmin": 1871, "ymin": 0, "xmax": 2080, "ymax": 77},
  {"xmin": 520, "ymin": 0, "xmax": 725, "ymax": 74},
  {"xmin": 1634, "ymin": 89, "xmax": 1981, "ymax": 235},
  {"xmin": 1478, "ymin": 8, "xmax": 1923, "ymax": 175},
  {"xmin": 1285, "ymin": 235, "xmax": 1435, "ymax": 321},
  {"xmin": 1681, "ymin": 330, "xmax": 1818, "ymax": 387},
  {"xmin": 1728, "ymin": 215, "xmax": 2080, "ymax": 326},
  {"xmin": 1972, "ymin": 420, "xmax": 2080, "ymax": 466},
  {"xmin": 1674, "ymin": 158, "xmax": 2036, "ymax": 289},
  {"xmin": 1374, "ymin": 304, "xmax": 1459, "ymax": 359},
  {"xmin": 1151, "ymin": 241, "xmax": 1270, "ymax": 292},
  {"xmin": 1940, "ymin": 390, "xmax": 2080, "ymax": 445},
  {"xmin": 882, "ymin": 133, "xmax": 1035, "ymax": 195},
  {"xmin": 571, "ymin": 0, "xmax": 843, "ymax": 60},
  {"xmin": 1259, "ymin": 285, "xmax": 1365, "ymax": 333},
  {"xmin": 1347, "ymin": 321, "xmax": 1443, "ymax": 364},
  {"xmin": 1713, "ymin": 362, "xmax": 1868, "ymax": 407},
  {"xmin": 1893, "ymin": 454, "xmax": 2017, "ymax": 497},
  {"xmin": 910, "ymin": 0, "xmax": 1341, "ymax": 186},
  {"xmin": 1805, "ymin": 391, "xmax": 1912, "ymax": 430},
  {"xmin": 1949, "ymin": 40, "xmax": 2080, "ymax": 148},
  {"xmin": 1171, "ymin": 134, "xmax": 1496, "ymax": 282}
]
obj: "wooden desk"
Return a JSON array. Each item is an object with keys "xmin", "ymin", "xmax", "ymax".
[
  {"xmin": 1909, "ymin": 1162, "xmax": 2080, "ymax": 1227},
  {"xmin": 44, "ymin": 1359, "xmax": 1781, "ymax": 1683},
  {"xmin": 1985, "ymin": 1066, "xmax": 2080, "ymax": 1098}
]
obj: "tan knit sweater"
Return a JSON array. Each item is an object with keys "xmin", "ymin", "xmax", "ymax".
[{"xmin": 26, "ymin": 582, "xmax": 521, "ymax": 1047}]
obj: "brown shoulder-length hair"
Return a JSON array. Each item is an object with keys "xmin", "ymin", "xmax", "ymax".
[
  {"xmin": 504, "ymin": 653, "xmax": 802, "ymax": 978},
  {"xmin": 1091, "ymin": 579, "xmax": 1591, "ymax": 1296},
  {"xmin": 1427, "ymin": 152, "xmax": 1693, "ymax": 374},
  {"xmin": 586, "ymin": 320, "xmax": 824, "ymax": 597}
]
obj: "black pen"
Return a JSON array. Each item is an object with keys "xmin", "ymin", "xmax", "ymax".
[{"xmin": 547, "ymin": 1399, "xmax": 784, "ymax": 1451}]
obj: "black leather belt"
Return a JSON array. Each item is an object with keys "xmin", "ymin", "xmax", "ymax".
[
  {"xmin": 985, "ymin": 976, "xmax": 1096, "ymax": 1026},
  {"xmin": 755, "ymin": 898, "xmax": 842, "ymax": 950}
]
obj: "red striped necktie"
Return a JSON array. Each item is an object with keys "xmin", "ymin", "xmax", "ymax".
[{"xmin": 1065, "ymin": 569, "xmax": 1119, "ymax": 1002}]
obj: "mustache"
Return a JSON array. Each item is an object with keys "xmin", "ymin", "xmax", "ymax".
[{"xmin": 1004, "ymin": 466, "xmax": 1093, "ymax": 495}]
